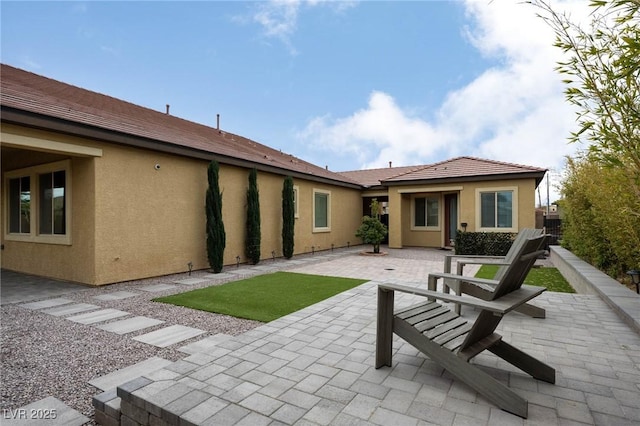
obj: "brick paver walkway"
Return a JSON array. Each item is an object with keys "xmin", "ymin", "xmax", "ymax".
[
  {"xmin": 94, "ymin": 248, "xmax": 640, "ymax": 425},
  {"xmin": 4, "ymin": 247, "xmax": 640, "ymax": 425}
]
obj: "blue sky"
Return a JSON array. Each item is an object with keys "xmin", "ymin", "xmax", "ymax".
[{"xmin": 2, "ymin": 1, "xmax": 591, "ymax": 203}]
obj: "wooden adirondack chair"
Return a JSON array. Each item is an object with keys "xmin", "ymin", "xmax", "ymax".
[
  {"xmin": 442, "ymin": 228, "xmax": 546, "ymax": 317},
  {"xmin": 376, "ymin": 235, "xmax": 554, "ymax": 418}
]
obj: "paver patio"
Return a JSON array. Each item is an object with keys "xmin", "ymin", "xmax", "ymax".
[
  {"xmin": 3, "ymin": 246, "xmax": 640, "ymax": 425},
  {"xmin": 107, "ymin": 275, "xmax": 640, "ymax": 425}
]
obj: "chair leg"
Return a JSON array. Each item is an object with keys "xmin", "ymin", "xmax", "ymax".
[
  {"xmin": 489, "ymin": 340, "xmax": 555, "ymax": 384},
  {"xmin": 394, "ymin": 319, "xmax": 528, "ymax": 418},
  {"xmin": 376, "ymin": 287, "xmax": 394, "ymax": 368},
  {"xmin": 443, "ymin": 278, "xmax": 461, "ymax": 315},
  {"xmin": 514, "ymin": 303, "xmax": 546, "ymax": 318}
]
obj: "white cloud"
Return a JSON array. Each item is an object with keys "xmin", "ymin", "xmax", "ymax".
[
  {"xmin": 245, "ymin": 0, "xmax": 357, "ymax": 54},
  {"xmin": 298, "ymin": 91, "xmax": 439, "ymax": 167},
  {"xmin": 298, "ymin": 0, "xmax": 593, "ymax": 202}
]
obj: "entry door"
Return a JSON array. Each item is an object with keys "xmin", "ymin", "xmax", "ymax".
[{"xmin": 444, "ymin": 194, "xmax": 458, "ymax": 246}]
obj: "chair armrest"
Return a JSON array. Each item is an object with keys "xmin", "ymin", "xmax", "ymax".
[
  {"xmin": 444, "ymin": 254, "xmax": 506, "ymax": 273},
  {"xmin": 445, "ymin": 254, "xmax": 506, "ymax": 260},
  {"xmin": 457, "ymin": 260, "xmax": 511, "ymax": 267},
  {"xmin": 429, "ymin": 272, "xmax": 500, "ymax": 287},
  {"xmin": 377, "ymin": 282, "xmax": 546, "ymax": 315}
]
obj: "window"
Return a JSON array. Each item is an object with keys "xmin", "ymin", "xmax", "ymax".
[
  {"xmin": 39, "ymin": 170, "xmax": 66, "ymax": 235},
  {"xmin": 313, "ymin": 189, "xmax": 331, "ymax": 232},
  {"xmin": 413, "ymin": 196, "xmax": 439, "ymax": 228},
  {"xmin": 478, "ymin": 189, "xmax": 516, "ymax": 230},
  {"xmin": 293, "ymin": 185, "xmax": 299, "ymax": 218},
  {"xmin": 4, "ymin": 160, "xmax": 71, "ymax": 244},
  {"xmin": 9, "ymin": 176, "xmax": 31, "ymax": 234}
]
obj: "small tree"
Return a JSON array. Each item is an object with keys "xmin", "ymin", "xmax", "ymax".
[
  {"xmin": 282, "ymin": 176, "xmax": 295, "ymax": 259},
  {"xmin": 245, "ymin": 168, "xmax": 261, "ymax": 264},
  {"xmin": 355, "ymin": 199, "xmax": 388, "ymax": 254},
  {"xmin": 205, "ymin": 160, "xmax": 225, "ymax": 273}
]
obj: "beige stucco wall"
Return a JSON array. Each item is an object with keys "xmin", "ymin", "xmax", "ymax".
[
  {"xmin": 387, "ymin": 179, "xmax": 538, "ymax": 249},
  {"xmin": 294, "ymin": 181, "xmax": 363, "ymax": 253},
  {"xmin": 2, "ymin": 124, "xmax": 363, "ymax": 285},
  {"xmin": 92, "ymin": 143, "xmax": 210, "ymax": 285},
  {"xmin": 91, "ymin": 146, "xmax": 363, "ymax": 284},
  {"xmin": 1, "ymin": 125, "xmax": 98, "ymax": 284}
]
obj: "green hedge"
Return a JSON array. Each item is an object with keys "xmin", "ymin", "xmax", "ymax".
[{"xmin": 454, "ymin": 231, "xmax": 517, "ymax": 256}]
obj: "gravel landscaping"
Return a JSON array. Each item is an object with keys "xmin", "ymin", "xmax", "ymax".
[{"xmin": 0, "ymin": 269, "xmax": 265, "ymax": 423}]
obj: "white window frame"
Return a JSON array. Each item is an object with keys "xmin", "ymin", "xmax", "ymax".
[
  {"xmin": 411, "ymin": 194, "xmax": 441, "ymax": 231},
  {"xmin": 293, "ymin": 185, "xmax": 299, "ymax": 219},
  {"xmin": 4, "ymin": 160, "xmax": 72, "ymax": 245},
  {"xmin": 475, "ymin": 186, "xmax": 518, "ymax": 232},
  {"xmin": 312, "ymin": 188, "xmax": 331, "ymax": 233}
]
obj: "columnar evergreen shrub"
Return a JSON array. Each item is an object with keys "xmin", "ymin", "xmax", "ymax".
[
  {"xmin": 282, "ymin": 176, "xmax": 295, "ymax": 259},
  {"xmin": 205, "ymin": 160, "xmax": 225, "ymax": 273},
  {"xmin": 245, "ymin": 168, "xmax": 261, "ymax": 265}
]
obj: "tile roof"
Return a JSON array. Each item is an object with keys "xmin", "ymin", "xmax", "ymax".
[
  {"xmin": 338, "ymin": 165, "xmax": 423, "ymax": 188},
  {"xmin": 0, "ymin": 64, "xmax": 360, "ymax": 187},
  {"xmin": 341, "ymin": 157, "xmax": 547, "ymax": 187},
  {"xmin": 1, "ymin": 65, "xmax": 546, "ymax": 189}
]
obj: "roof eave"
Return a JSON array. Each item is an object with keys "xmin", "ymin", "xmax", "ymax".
[
  {"xmin": 1, "ymin": 106, "xmax": 362, "ymax": 189},
  {"xmin": 381, "ymin": 172, "xmax": 547, "ymax": 188}
]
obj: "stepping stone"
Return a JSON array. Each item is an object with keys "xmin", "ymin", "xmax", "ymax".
[
  {"xmin": 19, "ymin": 297, "xmax": 74, "ymax": 310},
  {"xmin": 93, "ymin": 291, "xmax": 139, "ymax": 301},
  {"xmin": 67, "ymin": 309, "xmax": 129, "ymax": 325},
  {"xmin": 41, "ymin": 303, "xmax": 99, "ymax": 317},
  {"xmin": 96, "ymin": 316, "xmax": 164, "ymax": 334},
  {"xmin": 178, "ymin": 333, "xmax": 234, "ymax": 354},
  {"xmin": 133, "ymin": 325, "xmax": 205, "ymax": 348},
  {"xmin": 137, "ymin": 283, "xmax": 177, "ymax": 292},
  {"xmin": 1, "ymin": 396, "xmax": 89, "ymax": 425},
  {"xmin": 89, "ymin": 356, "xmax": 173, "ymax": 391},
  {"xmin": 202, "ymin": 273, "xmax": 235, "ymax": 280},
  {"xmin": 226, "ymin": 269, "xmax": 249, "ymax": 275},
  {"xmin": 173, "ymin": 278, "xmax": 208, "ymax": 286},
  {"xmin": 251, "ymin": 265, "xmax": 277, "ymax": 271}
]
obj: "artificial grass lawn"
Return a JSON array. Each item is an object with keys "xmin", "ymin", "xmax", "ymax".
[
  {"xmin": 154, "ymin": 272, "xmax": 368, "ymax": 322},
  {"xmin": 475, "ymin": 265, "xmax": 575, "ymax": 293}
]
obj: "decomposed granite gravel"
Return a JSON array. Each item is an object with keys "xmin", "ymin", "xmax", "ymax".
[{"xmin": 1, "ymin": 270, "xmax": 263, "ymax": 424}]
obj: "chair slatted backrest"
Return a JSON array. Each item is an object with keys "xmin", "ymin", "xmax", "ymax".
[
  {"xmin": 457, "ymin": 235, "xmax": 548, "ymax": 354},
  {"xmin": 491, "ymin": 234, "xmax": 547, "ymax": 300},
  {"xmin": 493, "ymin": 229, "xmax": 543, "ymax": 282}
]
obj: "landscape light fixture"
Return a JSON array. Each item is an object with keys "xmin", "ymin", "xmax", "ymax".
[{"xmin": 626, "ymin": 269, "xmax": 640, "ymax": 294}]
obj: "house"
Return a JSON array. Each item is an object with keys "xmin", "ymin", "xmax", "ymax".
[{"xmin": 1, "ymin": 64, "xmax": 547, "ymax": 285}]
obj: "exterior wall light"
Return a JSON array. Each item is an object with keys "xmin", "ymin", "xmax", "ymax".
[{"xmin": 461, "ymin": 222, "xmax": 468, "ymax": 232}]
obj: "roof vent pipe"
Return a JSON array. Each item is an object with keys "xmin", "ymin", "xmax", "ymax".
[
  {"xmin": 166, "ymin": 104, "xmax": 170, "ymax": 115},
  {"xmin": 389, "ymin": 161, "xmax": 392, "ymax": 168},
  {"xmin": 217, "ymin": 114, "xmax": 220, "ymax": 131}
]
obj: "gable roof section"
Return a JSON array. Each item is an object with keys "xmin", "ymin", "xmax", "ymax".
[
  {"xmin": 341, "ymin": 157, "xmax": 547, "ymax": 188},
  {"xmin": 338, "ymin": 165, "xmax": 423, "ymax": 188},
  {"xmin": 383, "ymin": 157, "xmax": 547, "ymax": 187},
  {"xmin": 0, "ymin": 64, "xmax": 360, "ymax": 188}
]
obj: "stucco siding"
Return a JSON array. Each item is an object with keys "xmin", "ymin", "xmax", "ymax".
[
  {"xmin": 1, "ymin": 126, "xmax": 98, "ymax": 284},
  {"xmin": 92, "ymin": 143, "xmax": 209, "ymax": 285}
]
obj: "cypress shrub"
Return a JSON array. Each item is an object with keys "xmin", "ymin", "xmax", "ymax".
[
  {"xmin": 282, "ymin": 176, "xmax": 295, "ymax": 259},
  {"xmin": 245, "ymin": 168, "xmax": 261, "ymax": 265},
  {"xmin": 205, "ymin": 160, "xmax": 225, "ymax": 273}
]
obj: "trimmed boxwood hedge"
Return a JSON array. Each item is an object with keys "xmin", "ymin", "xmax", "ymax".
[{"xmin": 454, "ymin": 231, "xmax": 517, "ymax": 256}]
